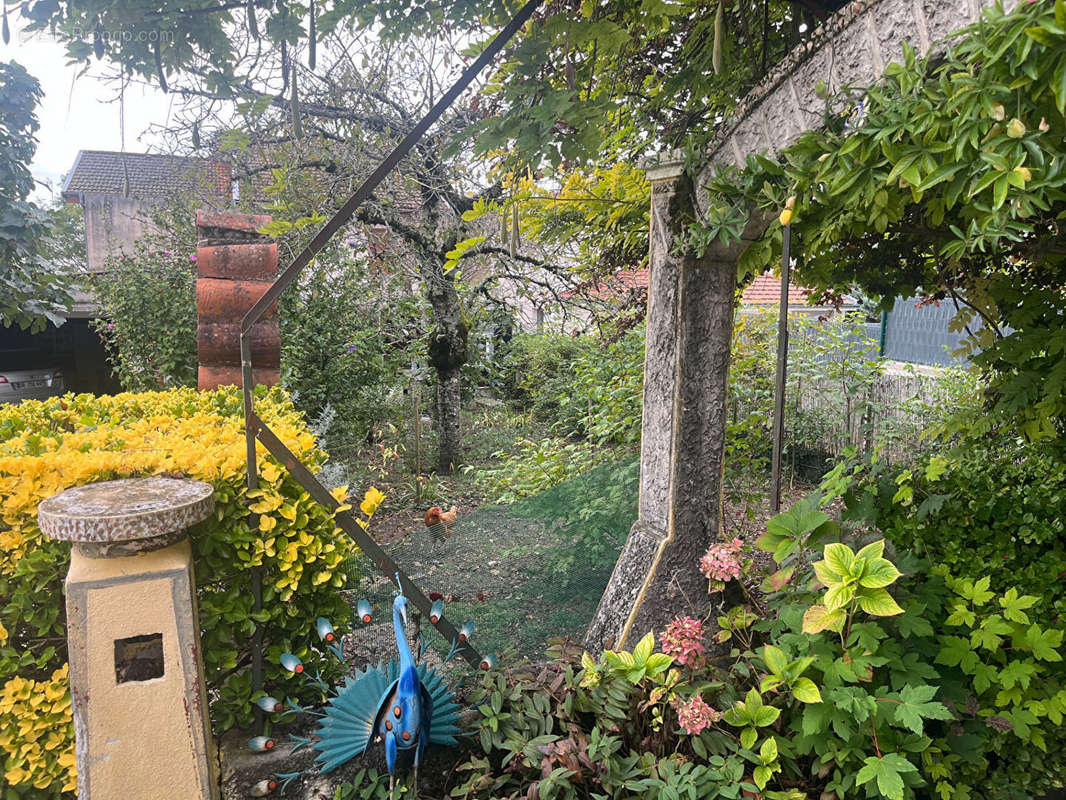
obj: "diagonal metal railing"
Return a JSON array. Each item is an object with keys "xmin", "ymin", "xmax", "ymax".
[{"xmin": 240, "ymin": 0, "xmax": 543, "ymax": 726}]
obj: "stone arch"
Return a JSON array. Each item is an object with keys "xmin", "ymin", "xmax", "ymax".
[{"xmin": 586, "ymin": 0, "xmax": 1022, "ymax": 652}]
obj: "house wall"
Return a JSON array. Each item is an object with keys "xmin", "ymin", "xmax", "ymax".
[{"xmin": 80, "ymin": 194, "xmax": 154, "ymax": 274}]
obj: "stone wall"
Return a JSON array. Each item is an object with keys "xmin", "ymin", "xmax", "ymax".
[
  {"xmin": 598, "ymin": 0, "xmax": 1025, "ymax": 652},
  {"xmin": 697, "ymin": 0, "xmax": 1021, "ymax": 185}
]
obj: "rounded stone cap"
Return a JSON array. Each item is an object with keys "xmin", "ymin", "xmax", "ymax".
[{"xmin": 38, "ymin": 477, "xmax": 214, "ymax": 546}]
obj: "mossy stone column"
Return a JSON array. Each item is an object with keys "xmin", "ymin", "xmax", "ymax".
[
  {"xmin": 38, "ymin": 477, "xmax": 218, "ymax": 800},
  {"xmin": 586, "ymin": 152, "xmax": 769, "ymax": 653}
]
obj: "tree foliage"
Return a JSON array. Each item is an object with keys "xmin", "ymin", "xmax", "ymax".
[
  {"xmin": 19, "ymin": 0, "xmax": 808, "ymax": 289},
  {"xmin": 701, "ymin": 1, "xmax": 1066, "ymax": 441},
  {"xmin": 0, "ymin": 61, "xmax": 73, "ymax": 331},
  {"xmin": 513, "ymin": 163, "xmax": 651, "ymax": 282},
  {"xmin": 459, "ymin": 0, "xmax": 798, "ymax": 169}
]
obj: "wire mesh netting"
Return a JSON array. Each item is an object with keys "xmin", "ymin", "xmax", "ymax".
[{"xmin": 339, "ymin": 458, "xmax": 639, "ymax": 669}]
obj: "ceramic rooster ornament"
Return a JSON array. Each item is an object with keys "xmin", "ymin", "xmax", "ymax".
[
  {"xmin": 423, "ymin": 505, "xmax": 458, "ymax": 542},
  {"xmin": 254, "ymin": 581, "xmax": 489, "ymax": 797}
]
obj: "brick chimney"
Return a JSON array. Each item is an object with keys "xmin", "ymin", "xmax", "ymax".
[{"xmin": 195, "ymin": 211, "xmax": 281, "ymax": 390}]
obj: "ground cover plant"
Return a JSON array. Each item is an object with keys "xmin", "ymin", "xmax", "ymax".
[
  {"xmin": 432, "ymin": 493, "xmax": 1066, "ymax": 800},
  {"xmin": 0, "ymin": 387, "xmax": 378, "ymax": 797}
]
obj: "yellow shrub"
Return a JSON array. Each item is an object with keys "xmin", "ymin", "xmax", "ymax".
[
  {"xmin": 0, "ymin": 386, "xmax": 367, "ymax": 797},
  {"xmin": 0, "ymin": 665, "xmax": 75, "ymax": 795}
]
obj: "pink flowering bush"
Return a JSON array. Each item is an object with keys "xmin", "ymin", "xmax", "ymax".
[
  {"xmin": 674, "ymin": 693, "xmax": 720, "ymax": 736},
  {"xmin": 92, "ymin": 244, "xmax": 198, "ymax": 390},
  {"xmin": 661, "ymin": 616, "xmax": 707, "ymax": 668},
  {"xmin": 699, "ymin": 537, "xmax": 744, "ymax": 589}
]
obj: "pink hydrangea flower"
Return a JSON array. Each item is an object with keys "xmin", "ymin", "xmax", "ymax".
[
  {"xmin": 699, "ymin": 538, "xmax": 744, "ymax": 585},
  {"xmin": 674, "ymin": 694, "xmax": 720, "ymax": 736},
  {"xmin": 661, "ymin": 616, "xmax": 707, "ymax": 668},
  {"xmin": 190, "ymin": 254, "xmax": 197, "ymax": 262}
]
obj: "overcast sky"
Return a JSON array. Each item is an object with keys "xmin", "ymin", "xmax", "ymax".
[{"xmin": 6, "ymin": 16, "xmax": 173, "ymax": 205}]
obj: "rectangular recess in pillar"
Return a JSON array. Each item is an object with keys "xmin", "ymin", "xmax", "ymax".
[{"xmin": 115, "ymin": 632, "xmax": 164, "ymax": 683}]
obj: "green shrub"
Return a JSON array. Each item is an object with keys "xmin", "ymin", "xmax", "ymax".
[
  {"xmin": 430, "ymin": 497, "xmax": 1066, "ymax": 800},
  {"xmin": 0, "ymin": 387, "xmax": 371, "ymax": 796},
  {"xmin": 470, "ymin": 436, "xmax": 608, "ymax": 503},
  {"xmin": 499, "ymin": 333, "xmax": 600, "ymax": 421},
  {"xmin": 92, "ymin": 246, "xmax": 199, "ymax": 390},
  {"xmin": 280, "ymin": 255, "xmax": 423, "ymax": 444},
  {"xmin": 824, "ymin": 436, "xmax": 1066, "ymax": 618}
]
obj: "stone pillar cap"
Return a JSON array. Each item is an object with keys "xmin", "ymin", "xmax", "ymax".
[
  {"xmin": 639, "ymin": 149, "xmax": 686, "ymax": 182},
  {"xmin": 38, "ymin": 477, "xmax": 214, "ymax": 544}
]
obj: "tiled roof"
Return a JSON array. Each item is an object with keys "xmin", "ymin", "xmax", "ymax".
[
  {"xmin": 741, "ymin": 272, "xmax": 813, "ymax": 305},
  {"xmin": 570, "ymin": 268, "xmax": 649, "ymax": 300},
  {"xmin": 563, "ymin": 268, "xmax": 814, "ymax": 307},
  {"xmin": 62, "ymin": 150, "xmax": 230, "ymax": 200}
]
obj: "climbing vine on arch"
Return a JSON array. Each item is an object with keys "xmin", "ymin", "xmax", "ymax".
[{"xmin": 697, "ymin": 0, "xmax": 1066, "ymax": 442}]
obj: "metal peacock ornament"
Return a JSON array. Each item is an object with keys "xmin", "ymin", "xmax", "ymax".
[{"xmin": 251, "ymin": 579, "xmax": 494, "ymax": 796}]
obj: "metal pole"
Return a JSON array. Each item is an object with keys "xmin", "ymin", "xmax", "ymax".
[
  {"xmin": 412, "ymin": 362, "xmax": 422, "ymax": 504},
  {"xmin": 240, "ymin": 336, "xmax": 265, "ymax": 735},
  {"xmin": 770, "ymin": 226, "xmax": 791, "ymax": 514},
  {"xmin": 253, "ymin": 416, "xmax": 483, "ymax": 669}
]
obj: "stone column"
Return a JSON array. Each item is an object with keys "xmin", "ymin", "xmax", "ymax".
[
  {"xmin": 586, "ymin": 152, "xmax": 767, "ymax": 653},
  {"xmin": 38, "ymin": 477, "xmax": 218, "ymax": 800},
  {"xmin": 196, "ymin": 210, "xmax": 280, "ymax": 390}
]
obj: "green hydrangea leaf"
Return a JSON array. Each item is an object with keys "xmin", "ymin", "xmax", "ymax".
[
  {"xmin": 855, "ymin": 540, "xmax": 886, "ymax": 561},
  {"xmin": 859, "ymin": 557, "xmax": 902, "ymax": 589},
  {"xmin": 740, "ymin": 726, "xmax": 757, "ymax": 750},
  {"xmin": 802, "ymin": 604, "xmax": 846, "ymax": 634},
  {"xmin": 791, "ymin": 677, "xmax": 823, "ymax": 704},
  {"xmin": 858, "ymin": 588, "xmax": 904, "ymax": 617},
  {"xmin": 763, "ymin": 644, "xmax": 788, "ymax": 676},
  {"xmin": 823, "ymin": 543, "xmax": 856, "ymax": 578},
  {"xmin": 825, "ymin": 581, "xmax": 857, "ymax": 611}
]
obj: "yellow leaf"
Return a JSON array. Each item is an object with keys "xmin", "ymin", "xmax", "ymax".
[{"xmin": 360, "ymin": 486, "xmax": 386, "ymax": 517}]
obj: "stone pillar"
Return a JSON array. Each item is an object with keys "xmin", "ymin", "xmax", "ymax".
[
  {"xmin": 586, "ymin": 152, "xmax": 768, "ymax": 653},
  {"xmin": 196, "ymin": 210, "xmax": 280, "ymax": 390},
  {"xmin": 38, "ymin": 477, "xmax": 218, "ymax": 800}
]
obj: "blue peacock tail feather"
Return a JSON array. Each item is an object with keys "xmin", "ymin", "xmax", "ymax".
[
  {"xmin": 251, "ymin": 592, "xmax": 489, "ymax": 794},
  {"xmin": 313, "ymin": 661, "xmax": 391, "ymax": 772},
  {"xmin": 382, "ymin": 660, "xmax": 463, "ymax": 747}
]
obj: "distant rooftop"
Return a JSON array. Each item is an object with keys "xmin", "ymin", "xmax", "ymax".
[
  {"xmin": 742, "ymin": 272, "xmax": 813, "ymax": 306},
  {"xmin": 62, "ymin": 150, "xmax": 230, "ymax": 200},
  {"xmin": 563, "ymin": 268, "xmax": 818, "ymax": 307}
]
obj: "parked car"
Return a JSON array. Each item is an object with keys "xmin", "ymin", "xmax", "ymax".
[{"xmin": 0, "ymin": 367, "xmax": 64, "ymax": 403}]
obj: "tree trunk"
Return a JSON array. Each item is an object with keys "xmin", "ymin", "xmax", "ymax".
[
  {"xmin": 436, "ymin": 367, "xmax": 462, "ymax": 472},
  {"xmin": 586, "ymin": 155, "xmax": 771, "ymax": 653},
  {"xmin": 421, "ymin": 260, "xmax": 468, "ymax": 473}
]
